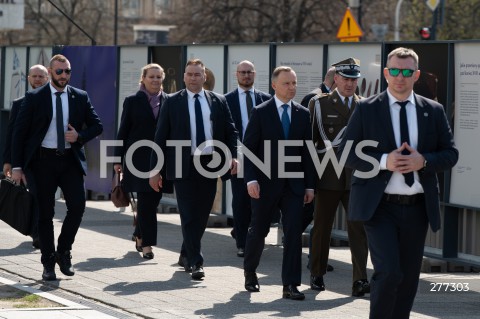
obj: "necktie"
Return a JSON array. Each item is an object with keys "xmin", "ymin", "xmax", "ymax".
[
  {"xmin": 397, "ymin": 101, "xmax": 414, "ymax": 187},
  {"xmin": 55, "ymin": 92, "xmax": 65, "ymax": 153},
  {"xmin": 344, "ymin": 97, "xmax": 350, "ymax": 109},
  {"xmin": 245, "ymin": 90, "xmax": 253, "ymax": 119},
  {"xmin": 281, "ymin": 104, "xmax": 290, "ymax": 139},
  {"xmin": 194, "ymin": 94, "xmax": 206, "ymax": 148}
]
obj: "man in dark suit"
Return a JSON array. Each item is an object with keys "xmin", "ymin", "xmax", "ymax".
[
  {"xmin": 3, "ymin": 64, "xmax": 49, "ymax": 249},
  {"xmin": 338, "ymin": 47, "xmax": 458, "ymax": 318},
  {"xmin": 309, "ymin": 58, "xmax": 370, "ymax": 297},
  {"xmin": 12, "ymin": 54, "xmax": 103, "ymax": 281},
  {"xmin": 224, "ymin": 60, "xmax": 271, "ymax": 258},
  {"xmin": 243, "ymin": 66, "xmax": 315, "ymax": 300},
  {"xmin": 149, "ymin": 59, "xmax": 238, "ymax": 280}
]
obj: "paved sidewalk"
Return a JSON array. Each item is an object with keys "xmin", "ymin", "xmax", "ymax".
[{"xmin": 0, "ymin": 199, "xmax": 479, "ymax": 319}]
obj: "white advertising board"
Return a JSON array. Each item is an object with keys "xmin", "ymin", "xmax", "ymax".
[
  {"xmin": 117, "ymin": 47, "xmax": 149, "ymax": 127},
  {"xmin": 450, "ymin": 43, "xmax": 480, "ymax": 207},
  {"xmin": 227, "ymin": 45, "xmax": 270, "ymax": 94},
  {"xmin": 3, "ymin": 47, "xmax": 27, "ymax": 110},
  {"xmin": 187, "ymin": 45, "xmax": 224, "ymax": 93},
  {"xmin": 328, "ymin": 44, "xmax": 382, "ymax": 98},
  {"xmin": 276, "ymin": 44, "xmax": 324, "ymax": 100}
]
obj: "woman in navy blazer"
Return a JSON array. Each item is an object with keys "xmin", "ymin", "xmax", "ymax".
[{"xmin": 114, "ymin": 64, "xmax": 171, "ymax": 259}]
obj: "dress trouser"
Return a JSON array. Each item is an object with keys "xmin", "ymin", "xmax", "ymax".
[
  {"xmin": 230, "ymin": 175, "xmax": 251, "ymax": 249},
  {"xmin": 24, "ymin": 168, "xmax": 39, "ymax": 240},
  {"xmin": 244, "ymin": 183, "xmax": 304, "ymax": 286},
  {"xmin": 174, "ymin": 163, "xmax": 218, "ymax": 268},
  {"xmin": 133, "ymin": 191, "xmax": 163, "ymax": 247},
  {"xmin": 364, "ymin": 199, "xmax": 428, "ymax": 319},
  {"xmin": 310, "ymin": 189, "xmax": 368, "ymax": 283},
  {"xmin": 31, "ymin": 149, "xmax": 86, "ymax": 264}
]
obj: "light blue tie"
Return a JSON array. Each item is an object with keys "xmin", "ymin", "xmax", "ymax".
[{"xmin": 281, "ymin": 104, "xmax": 290, "ymax": 138}]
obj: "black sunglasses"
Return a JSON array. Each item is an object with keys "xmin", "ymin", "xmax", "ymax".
[
  {"xmin": 54, "ymin": 68, "xmax": 72, "ymax": 75},
  {"xmin": 387, "ymin": 68, "xmax": 415, "ymax": 77}
]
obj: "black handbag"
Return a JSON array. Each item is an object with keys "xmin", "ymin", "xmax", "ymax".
[
  {"xmin": 0, "ymin": 178, "xmax": 34, "ymax": 236},
  {"xmin": 111, "ymin": 172, "xmax": 131, "ymax": 208}
]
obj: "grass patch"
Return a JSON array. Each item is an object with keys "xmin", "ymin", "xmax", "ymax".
[{"xmin": 0, "ymin": 284, "xmax": 62, "ymax": 308}]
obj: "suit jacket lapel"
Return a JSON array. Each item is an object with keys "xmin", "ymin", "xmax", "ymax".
[
  {"xmin": 44, "ymin": 85, "xmax": 53, "ymax": 122},
  {"xmin": 290, "ymin": 102, "xmax": 302, "ymax": 139},
  {"xmin": 179, "ymin": 90, "xmax": 191, "ymax": 135},
  {"xmin": 351, "ymin": 94, "xmax": 360, "ymax": 113},
  {"xmin": 254, "ymin": 90, "xmax": 264, "ymax": 105},
  {"xmin": 414, "ymin": 94, "xmax": 428, "ymax": 152},
  {"xmin": 232, "ymin": 90, "xmax": 243, "ymax": 134},
  {"xmin": 67, "ymin": 86, "xmax": 75, "ymax": 123},
  {"xmin": 378, "ymin": 91, "xmax": 397, "ymax": 149},
  {"xmin": 268, "ymin": 100, "xmax": 285, "ymax": 138},
  {"xmin": 204, "ymin": 90, "xmax": 215, "ymax": 133}
]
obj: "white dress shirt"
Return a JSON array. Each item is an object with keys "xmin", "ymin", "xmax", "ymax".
[
  {"xmin": 238, "ymin": 87, "xmax": 255, "ymax": 138},
  {"xmin": 380, "ymin": 89, "xmax": 424, "ymax": 195},
  {"xmin": 42, "ymin": 83, "xmax": 70, "ymax": 149},
  {"xmin": 187, "ymin": 89, "xmax": 213, "ymax": 154}
]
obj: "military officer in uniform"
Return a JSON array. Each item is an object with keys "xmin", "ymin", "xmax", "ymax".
[{"xmin": 308, "ymin": 58, "xmax": 370, "ymax": 297}]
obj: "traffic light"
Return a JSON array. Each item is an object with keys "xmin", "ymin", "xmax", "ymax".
[{"xmin": 419, "ymin": 27, "xmax": 431, "ymax": 40}]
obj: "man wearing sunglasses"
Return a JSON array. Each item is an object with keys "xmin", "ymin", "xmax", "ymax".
[
  {"xmin": 339, "ymin": 47, "xmax": 458, "ymax": 318},
  {"xmin": 11, "ymin": 54, "xmax": 103, "ymax": 281}
]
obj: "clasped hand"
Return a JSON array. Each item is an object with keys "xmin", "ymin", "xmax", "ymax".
[{"xmin": 386, "ymin": 142, "xmax": 425, "ymax": 173}]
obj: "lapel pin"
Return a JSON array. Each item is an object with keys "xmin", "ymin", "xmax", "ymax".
[{"xmin": 424, "ymin": 112, "xmax": 428, "ymax": 117}]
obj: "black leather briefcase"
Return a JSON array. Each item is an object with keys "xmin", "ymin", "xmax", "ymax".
[{"xmin": 0, "ymin": 178, "xmax": 34, "ymax": 236}]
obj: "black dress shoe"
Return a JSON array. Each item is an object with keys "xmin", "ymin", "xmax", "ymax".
[
  {"xmin": 326, "ymin": 264, "xmax": 334, "ymax": 272},
  {"xmin": 132, "ymin": 236, "xmax": 142, "ymax": 252},
  {"xmin": 42, "ymin": 256, "xmax": 56, "ymax": 281},
  {"xmin": 237, "ymin": 248, "xmax": 245, "ymax": 257},
  {"xmin": 352, "ymin": 279, "xmax": 370, "ymax": 297},
  {"xmin": 178, "ymin": 256, "xmax": 192, "ymax": 272},
  {"xmin": 282, "ymin": 285, "xmax": 305, "ymax": 300},
  {"xmin": 310, "ymin": 275, "xmax": 325, "ymax": 291},
  {"xmin": 244, "ymin": 271, "xmax": 260, "ymax": 292},
  {"xmin": 56, "ymin": 251, "xmax": 75, "ymax": 276},
  {"xmin": 32, "ymin": 238, "xmax": 40, "ymax": 249},
  {"xmin": 143, "ymin": 252, "xmax": 154, "ymax": 259},
  {"xmin": 191, "ymin": 264, "xmax": 205, "ymax": 280}
]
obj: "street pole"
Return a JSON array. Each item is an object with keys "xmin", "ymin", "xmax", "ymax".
[{"xmin": 394, "ymin": 0, "xmax": 404, "ymax": 41}]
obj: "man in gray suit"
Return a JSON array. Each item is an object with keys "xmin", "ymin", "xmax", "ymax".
[{"xmin": 339, "ymin": 47, "xmax": 458, "ymax": 318}]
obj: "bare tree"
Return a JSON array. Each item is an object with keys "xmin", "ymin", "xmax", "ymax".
[
  {"xmin": 166, "ymin": 0, "xmax": 347, "ymax": 43},
  {"xmin": 0, "ymin": 0, "xmax": 111, "ymax": 45}
]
